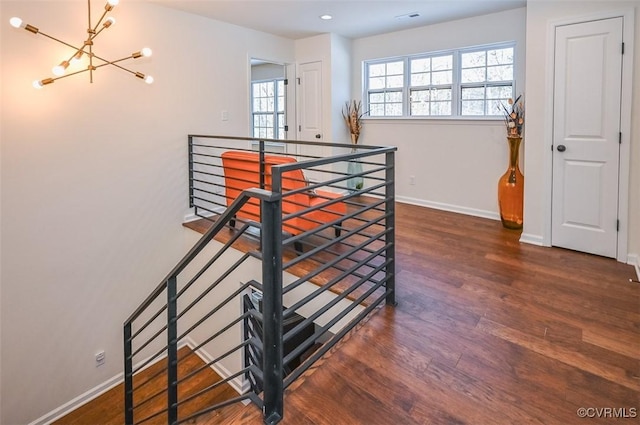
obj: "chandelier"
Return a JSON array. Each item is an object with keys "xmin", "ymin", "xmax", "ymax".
[{"xmin": 9, "ymin": 0, "xmax": 153, "ymax": 89}]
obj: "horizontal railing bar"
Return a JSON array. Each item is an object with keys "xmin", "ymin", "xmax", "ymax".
[
  {"xmin": 177, "ymin": 367, "xmax": 251, "ymax": 406},
  {"xmin": 129, "ymin": 302, "xmax": 167, "ymax": 341},
  {"xmin": 133, "ymin": 401, "xmax": 169, "ymax": 425},
  {"xmin": 189, "ymin": 134, "xmax": 394, "ymax": 152},
  {"xmin": 177, "ymin": 279, "xmax": 253, "ymax": 341},
  {"xmin": 283, "ymin": 288, "xmax": 390, "ymax": 388},
  {"xmin": 125, "ymin": 189, "xmax": 276, "ymax": 325},
  {"xmin": 283, "ymin": 210, "xmax": 391, "ymax": 269},
  {"xmin": 130, "ymin": 321, "xmax": 167, "ymax": 359},
  {"xmin": 283, "ymin": 267, "xmax": 389, "ymax": 366},
  {"xmin": 283, "ymin": 253, "xmax": 389, "ymax": 345},
  {"xmin": 282, "ymin": 228, "xmax": 390, "ymax": 296},
  {"xmin": 179, "ymin": 344, "xmax": 251, "ymax": 388},
  {"xmin": 177, "ymin": 394, "xmax": 255, "ymax": 425},
  {"xmin": 280, "ymin": 195, "xmax": 387, "ymax": 242},
  {"xmin": 176, "ymin": 248, "xmax": 250, "ymax": 304}
]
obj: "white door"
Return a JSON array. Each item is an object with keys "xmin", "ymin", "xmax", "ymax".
[
  {"xmin": 551, "ymin": 18, "xmax": 623, "ymax": 258},
  {"xmin": 296, "ymin": 61, "xmax": 326, "ymax": 181}
]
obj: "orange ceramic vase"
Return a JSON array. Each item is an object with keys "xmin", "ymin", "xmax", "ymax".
[{"xmin": 498, "ymin": 136, "xmax": 524, "ymax": 230}]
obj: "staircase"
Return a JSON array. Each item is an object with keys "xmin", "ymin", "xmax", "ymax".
[{"xmin": 123, "ymin": 135, "xmax": 397, "ymax": 424}]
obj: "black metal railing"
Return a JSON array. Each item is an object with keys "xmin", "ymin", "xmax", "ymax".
[{"xmin": 123, "ymin": 135, "xmax": 396, "ymax": 424}]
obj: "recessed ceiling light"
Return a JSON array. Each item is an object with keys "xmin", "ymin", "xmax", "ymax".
[
  {"xmin": 320, "ymin": 14, "xmax": 333, "ymax": 20},
  {"xmin": 395, "ymin": 12, "xmax": 420, "ymax": 20}
]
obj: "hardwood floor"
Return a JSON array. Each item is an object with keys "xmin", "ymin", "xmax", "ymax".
[
  {"xmin": 61, "ymin": 203, "xmax": 639, "ymax": 424},
  {"xmin": 200, "ymin": 203, "xmax": 640, "ymax": 424},
  {"xmin": 53, "ymin": 346, "xmax": 237, "ymax": 425}
]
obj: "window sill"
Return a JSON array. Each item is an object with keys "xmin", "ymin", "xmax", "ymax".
[{"xmin": 362, "ymin": 116, "xmax": 505, "ymax": 125}]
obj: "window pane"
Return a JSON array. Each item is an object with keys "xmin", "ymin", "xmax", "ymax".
[
  {"xmin": 432, "ymin": 55, "xmax": 452, "ymax": 71},
  {"xmin": 369, "ymin": 63, "xmax": 386, "ymax": 77},
  {"xmin": 411, "ymin": 72, "xmax": 430, "ymax": 86},
  {"xmin": 486, "ymin": 85, "xmax": 513, "ymax": 99},
  {"xmin": 411, "ymin": 102, "xmax": 429, "ymax": 116},
  {"xmin": 369, "ymin": 77, "xmax": 385, "ymax": 90},
  {"xmin": 432, "ymin": 88, "xmax": 451, "ymax": 101},
  {"xmin": 370, "ymin": 92, "xmax": 385, "ymax": 103},
  {"xmin": 386, "ymin": 91, "xmax": 403, "ymax": 102},
  {"xmin": 461, "ymin": 51, "xmax": 486, "ymax": 68},
  {"xmin": 461, "ymin": 87, "xmax": 485, "ymax": 100},
  {"xmin": 461, "ymin": 100, "xmax": 486, "ymax": 115},
  {"xmin": 411, "ymin": 58, "xmax": 430, "ymax": 73},
  {"xmin": 411, "ymin": 90, "xmax": 430, "ymax": 102},
  {"xmin": 387, "ymin": 61, "xmax": 404, "ymax": 75},
  {"xmin": 461, "ymin": 68, "xmax": 486, "ymax": 83},
  {"xmin": 369, "ymin": 104, "xmax": 385, "ymax": 116},
  {"xmin": 385, "ymin": 103, "xmax": 403, "ymax": 116},
  {"xmin": 487, "ymin": 65, "xmax": 513, "ymax": 81},
  {"xmin": 387, "ymin": 75, "xmax": 404, "ymax": 88},
  {"xmin": 431, "ymin": 101, "xmax": 451, "ymax": 116},
  {"xmin": 432, "ymin": 71, "xmax": 452, "ymax": 85},
  {"xmin": 487, "ymin": 47, "xmax": 514, "ymax": 66}
]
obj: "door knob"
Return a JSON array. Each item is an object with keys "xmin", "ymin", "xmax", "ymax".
[
  {"xmin": 315, "ymin": 134, "xmax": 321, "ymax": 139},
  {"xmin": 557, "ymin": 144, "xmax": 566, "ymax": 152}
]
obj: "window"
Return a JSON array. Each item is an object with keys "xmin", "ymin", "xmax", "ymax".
[
  {"xmin": 252, "ymin": 79, "xmax": 285, "ymax": 139},
  {"xmin": 460, "ymin": 47, "xmax": 514, "ymax": 115},
  {"xmin": 364, "ymin": 43, "xmax": 515, "ymax": 118}
]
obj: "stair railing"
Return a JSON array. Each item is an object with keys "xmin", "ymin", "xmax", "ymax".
[{"xmin": 124, "ymin": 135, "xmax": 396, "ymax": 424}]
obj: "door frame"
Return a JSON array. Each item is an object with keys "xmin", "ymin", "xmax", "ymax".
[{"xmin": 542, "ymin": 8, "xmax": 635, "ymax": 262}]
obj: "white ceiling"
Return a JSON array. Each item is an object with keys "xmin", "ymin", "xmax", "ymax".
[{"xmin": 148, "ymin": 0, "xmax": 527, "ymax": 40}]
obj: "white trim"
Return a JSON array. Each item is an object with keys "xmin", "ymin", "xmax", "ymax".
[
  {"xmin": 182, "ymin": 336, "xmax": 249, "ymax": 395},
  {"xmin": 183, "ymin": 206, "xmax": 224, "ymax": 223},
  {"xmin": 544, "ymin": 8, "xmax": 634, "ymax": 262},
  {"xmin": 28, "ymin": 374, "xmax": 123, "ymax": 425},
  {"xmin": 519, "ymin": 233, "xmax": 544, "ymax": 246},
  {"xmin": 628, "ymin": 254, "xmax": 640, "ymax": 281},
  {"xmin": 28, "ymin": 340, "xmax": 191, "ymax": 425},
  {"xmin": 396, "ymin": 196, "xmax": 500, "ymax": 221},
  {"xmin": 28, "ymin": 337, "xmax": 247, "ymax": 425}
]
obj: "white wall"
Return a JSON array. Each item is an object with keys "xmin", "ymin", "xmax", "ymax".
[
  {"xmin": 0, "ymin": 1, "xmax": 294, "ymax": 423},
  {"xmin": 523, "ymin": 0, "xmax": 639, "ymax": 261},
  {"xmin": 351, "ymin": 8, "xmax": 527, "ymax": 219}
]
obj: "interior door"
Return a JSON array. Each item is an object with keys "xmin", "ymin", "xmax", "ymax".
[
  {"xmin": 551, "ymin": 17, "xmax": 623, "ymax": 258},
  {"xmin": 296, "ymin": 61, "xmax": 325, "ymax": 181}
]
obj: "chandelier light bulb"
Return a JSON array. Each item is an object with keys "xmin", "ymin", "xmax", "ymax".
[
  {"xmin": 144, "ymin": 75, "xmax": 154, "ymax": 84},
  {"xmin": 33, "ymin": 80, "xmax": 44, "ymax": 89},
  {"xmin": 9, "ymin": 17, "xmax": 23, "ymax": 28},
  {"xmin": 103, "ymin": 17, "xmax": 116, "ymax": 28},
  {"xmin": 107, "ymin": 0, "xmax": 119, "ymax": 6},
  {"xmin": 71, "ymin": 51, "xmax": 84, "ymax": 63},
  {"xmin": 141, "ymin": 47, "xmax": 152, "ymax": 57},
  {"xmin": 52, "ymin": 61, "xmax": 70, "ymax": 76}
]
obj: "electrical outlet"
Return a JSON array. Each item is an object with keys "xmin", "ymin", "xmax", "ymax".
[
  {"xmin": 95, "ymin": 350, "xmax": 105, "ymax": 367},
  {"xmin": 221, "ymin": 110, "xmax": 229, "ymax": 121},
  {"xmin": 410, "ymin": 175, "xmax": 416, "ymax": 185}
]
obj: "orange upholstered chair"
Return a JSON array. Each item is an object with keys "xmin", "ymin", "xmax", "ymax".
[{"xmin": 221, "ymin": 151, "xmax": 346, "ymax": 240}]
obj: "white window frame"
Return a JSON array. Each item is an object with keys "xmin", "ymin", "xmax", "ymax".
[
  {"xmin": 251, "ymin": 78, "xmax": 286, "ymax": 139},
  {"xmin": 363, "ymin": 41, "xmax": 516, "ymax": 119}
]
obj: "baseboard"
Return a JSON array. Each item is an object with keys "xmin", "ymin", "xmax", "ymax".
[
  {"xmin": 28, "ymin": 373, "xmax": 123, "ymax": 425},
  {"xmin": 183, "ymin": 206, "xmax": 223, "ymax": 223},
  {"xmin": 627, "ymin": 253, "xmax": 639, "ymax": 281},
  {"xmin": 27, "ymin": 339, "xmax": 188, "ymax": 425},
  {"xmin": 519, "ymin": 233, "xmax": 545, "ymax": 246},
  {"xmin": 395, "ymin": 196, "xmax": 500, "ymax": 221}
]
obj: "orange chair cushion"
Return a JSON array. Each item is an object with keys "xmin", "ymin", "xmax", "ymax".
[{"xmin": 221, "ymin": 151, "xmax": 346, "ymax": 235}]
